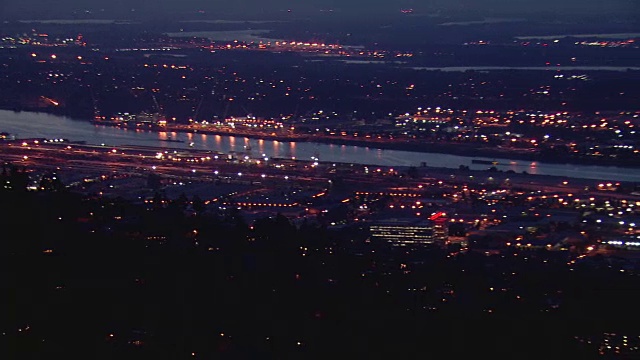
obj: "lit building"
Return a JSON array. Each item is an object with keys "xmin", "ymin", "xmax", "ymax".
[
  {"xmin": 370, "ymin": 218, "xmax": 437, "ymax": 247},
  {"xmin": 429, "ymin": 211, "xmax": 449, "ymax": 242}
]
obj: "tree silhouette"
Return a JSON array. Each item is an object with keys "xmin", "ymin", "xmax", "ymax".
[
  {"xmin": 192, "ymin": 195, "xmax": 205, "ymax": 213},
  {"xmin": 38, "ymin": 172, "xmax": 64, "ymax": 192}
]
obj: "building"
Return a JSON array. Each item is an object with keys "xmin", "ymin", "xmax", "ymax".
[
  {"xmin": 370, "ymin": 218, "xmax": 437, "ymax": 247},
  {"xmin": 429, "ymin": 211, "xmax": 449, "ymax": 242}
]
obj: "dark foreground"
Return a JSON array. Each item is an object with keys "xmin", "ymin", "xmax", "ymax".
[{"xmin": 2, "ymin": 189, "xmax": 638, "ymax": 359}]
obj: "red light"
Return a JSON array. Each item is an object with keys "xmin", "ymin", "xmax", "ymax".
[{"xmin": 429, "ymin": 212, "xmax": 446, "ymax": 221}]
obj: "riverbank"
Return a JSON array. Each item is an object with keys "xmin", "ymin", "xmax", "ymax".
[
  {"xmin": 5, "ymin": 108, "xmax": 638, "ymax": 169},
  {"xmin": 307, "ymin": 137, "xmax": 640, "ymax": 168},
  {"xmin": 2, "ymin": 109, "xmax": 638, "ymax": 181},
  {"xmin": 93, "ymin": 120, "xmax": 640, "ymax": 169}
]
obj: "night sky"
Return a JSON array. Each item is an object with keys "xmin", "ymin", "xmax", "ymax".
[{"xmin": 1, "ymin": 0, "xmax": 638, "ymax": 18}]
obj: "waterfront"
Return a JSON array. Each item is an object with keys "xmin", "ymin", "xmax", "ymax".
[
  {"xmin": 1, "ymin": 110, "xmax": 639, "ymax": 181},
  {"xmin": 410, "ymin": 66, "xmax": 640, "ymax": 72}
]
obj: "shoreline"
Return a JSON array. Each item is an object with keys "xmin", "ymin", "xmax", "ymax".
[
  {"xmin": 6, "ymin": 136, "xmax": 635, "ymax": 187},
  {"xmin": 1, "ymin": 106, "xmax": 637, "ymax": 170},
  {"xmin": 0, "ymin": 138, "xmax": 638, "ymax": 186},
  {"xmin": 91, "ymin": 120, "xmax": 640, "ymax": 169}
]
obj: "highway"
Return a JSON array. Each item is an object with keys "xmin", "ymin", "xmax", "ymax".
[
  {"xmin": 3, "ymin": 138, "xmax": 639, "ymax": 202},
  {"xmin": 0, "ymin": 140, "xmax": 344, "ymax": 188}
]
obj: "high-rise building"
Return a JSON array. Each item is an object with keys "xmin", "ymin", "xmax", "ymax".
[{"xmin": 429, "ymin": 211, "xmax": 449, "ymax": 242}]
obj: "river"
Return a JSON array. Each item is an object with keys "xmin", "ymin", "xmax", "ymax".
[{"xmin": 1, "ymin": 110, "xmax": 639, "ymax": 182}]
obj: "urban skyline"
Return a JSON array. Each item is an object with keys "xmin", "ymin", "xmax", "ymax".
[{"xmin": 1, "ymin": 1, "xmax": 639, "ymax": 358}]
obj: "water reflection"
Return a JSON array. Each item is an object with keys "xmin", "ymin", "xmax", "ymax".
[
  {"xmin": 258, "ymin": 139, "xmax": 265, "ymax": 153},
  {"xmin": 272, "ymin": 140, "xmax": 281, "ymax": 158},
  {"xmin": 0, "ymin": 110, "xmax": 638, "ymax": 182}
]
